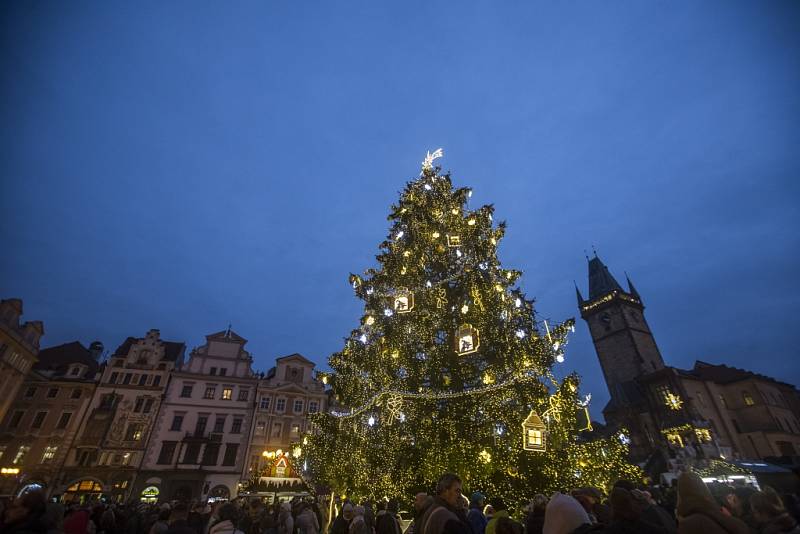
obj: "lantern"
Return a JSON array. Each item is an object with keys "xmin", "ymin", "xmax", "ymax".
[
  {"xmin": 522, "ymin": 410, "xmax": 547, "ymax": 452},
  {"xmin": 394, "ymin": 288, "xmax": 414, "ymax": 313},
  {"xmin": 455, "ymin": 324, "xmax": 480, "ymax": 355},
  {"xmin": 446, "ymin": 234, "xmax": 461, "ymax": 247}
]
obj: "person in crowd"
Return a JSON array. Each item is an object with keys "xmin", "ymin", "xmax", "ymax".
[
  {"xmin": 416, "ymin": 474, "xmax": 470, "ymax": 534},
  {"xmin": 524, "ymin": 495, "xmax": 547, "ymax": 534},
  {"xmin": 331, "ymin": 503, "xmax": 354, "ymax": 534},
  {"xmin": 238, "ymin": 500, "xmax": 265, "ymax": 534},
  {"xmin": 43, "ymin": 502, "xmax": 65, "ymax": 534},
  {"xmin": 64, "ymin": 506, "xmax": 91, "ymax": 534},
  {"xmin": 631, "ymin": 488, "xmax": 676, "ymax": 534},
  {"xmin": 0, "ymin": 490, "xmax": 48, "ymax": 534},
  {"xmin": 485, "ymin": 499, "xmax": 520, "ymax": 534},
  {"xmin": 209, "ymin": 503, "xmax": 245, "ymax": 534},
  {"xmin": 571, "ymin": 488, "xmax": 608, "ymax": 526},
  {"xmin": 362, "ymin": 502, "xmax": 375, "ymax": 534},
  {"xmin": 675, "ymin": 471, "xmax": 750, "ymax": 534},
  {"xmin": 349, "ymin": 506, "xmax": 370, "ymax": 534},
  {"xmin": 297, "ymin": 502, "xmax": 321, "ymax": 534},
  {"xmin": 150, "ymin": 508, "xmax": 172, "ymax": 534},
  {"xmin": 405, "ymin": 494, "xmax": 433, "ymax": 534},
  {"xmin": 162, "ymin": 503, "xmax": 195, "ymax": 534},
  {"xmin": 187, "ymin": 504, "xmax": 208, "ymax": 534},
  {"xmin": 466, "ymin": 493, "xmax": 487, "ymax": 534},
  {"xmin": 275, "ymin": 503, "xmax": 293, "ymax": 534},
  {"xmin": 375, "ymin": 500, "xmax": 402, "ymax": 534},
  {"xmin": 482, "ymin": 506, "xmax": 494, "ymax": 523},
  {"xmin": 492, "ymin": 517, "xmax": 522, "ymax": 534},
  {"xmin": 750, "ymin": 487, "xmax": 800, "ymax": 534},
  {"xmin": 542, "ymin": 493, "xmax": 591, "ymax": 534},
  {"xmin": 601, "ymin": 486, "xmax": 668, "ymax": 534}
]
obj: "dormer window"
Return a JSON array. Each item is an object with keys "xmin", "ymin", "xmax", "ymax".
[{"xmin": 69, "ymin": 365, "xmax": 82, "ymax": 377}]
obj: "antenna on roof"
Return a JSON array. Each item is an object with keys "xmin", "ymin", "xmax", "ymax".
[
  {"xmin": 225, "ymin": 323, "xmax": 232, "ymax": 337},
  {"xmin": 591, "ymin": 245, "xmax": 598, "ymax": 257}
]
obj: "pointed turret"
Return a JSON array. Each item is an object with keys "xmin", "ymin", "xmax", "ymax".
[
  {"xmin": 625, "ymin": 272, "xmax": 641, "ymax": 301},
  {"xmin": 575, "ymin": 281, "xmax": 585, "ymax": 307},
  {"xmin": 588, "ymin": 254, "xmax": 623, "ymax": 299}
]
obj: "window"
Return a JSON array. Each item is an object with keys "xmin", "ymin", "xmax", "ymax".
[
  {"xmin": 24, "ymin": 386, "xmax": 36, "ymax": 399},
  {"xmin": 109, "ymin": 372, "xmax": 118, "ymax": 384},
  {"xmin": 214, "ymin": 417, "xmax": 226, "ymax": 433},
  {"xmin": 272, "ymin": 422, "xmax": 282, "ymax": 438},
  {"xmin": 181, "ymin": 384, "xmax": 193, "ymax": 398},
  {"xmin": 71, "ymin": 389, "xmax": 82, "ymax": 400},
  {"xmin": 134, "ymin": 398, "xmax": 144, "ymax": 413},
  {"xmin": 204, "ymin": 387, "xmax": 216, "ymax": 399},
  {"xmin": 143, "ymin": 398, "xmax": 154, "ymax": 414},
  {"xmin": 260, "ymin": 397, "xmax": 271, "ymax": 410},
  {"xmin": 196, "ymin": 416, "xmax": 208, "ymax": 436},
  {"xmin": 743, "ymin": 392, "xmax": 755, "ymax": 406},
  {"xmin": 9, "ymin": 411, "xmax": 25, "ymax": 429},
  {"xmin": 719, "ymin": 394, "xmax": 728, "ymax": 408},
  {"xmin": 219, "ymin": 368, "xmax": 227, "ymax": 376},
  {"xmin": 100, "ymin": 394, "xmax": 116, "ymax": 409},
  {"xmin": 291, "ymin": 423, "xmax": 301, "ymax": 435},
  {"xmin": 31, "ymin": 411, "xmax": 47, "ymax": 429},
  {"xmin": 123, "ymin": 373, "xmax": 132, "ymax": 385},
  {"xmin": 13, "ymin": 446, "xmax": 30, "ymax": 464},
  {"xmin": 222, "ymin": 444, "xmax": 239, "ymax": 466},
  {"xmin": 46, "ymin": 388, "xmax": 59, "ymax": 398},
  {"xmin": 139, "ymin": 374, "xmax": 148, "ymax": 386},
  {"xmin": 157, "ymin": 442, "xmax": 177, "ymax": 465},
  {"xmin": 153, "ymin": 375, "xmax": 161, "ymax": 386},
  {"xmin": 170, "ymin": 415, "xmax": 184, "ymax": 431},
  {"xmin": 231, "ymin": 418, "xmax": 243, "ymax": 434},
  {"xmin": 41, "ymin": 446, "xmax": 58, "ymax": 463},
  {"xmin": 210, "ymin": 367, "xmax": 217, "ymax": 376},
  {"xmin": 125, "ymin": 423, "xmax": 144, "ymax": 441},
  {"xmin": 201, "ymin": 443, "xmax": 220, "ymax": 466},
  {"xmin": 183, "ymin": 442, "xmax": 201, "ymax": 464},
  {"xmin": 308, "ymin": 401, "xmax": 319, "ymax": 414},
  {"xmin": 256, "ymin": 421, "xmax": 266, "ymax": 434},
  {"xmin": 222, "ymin": 388, "xmax": 233, "ymax": 400},
  {"xmin": 276, "ymin": 398, "xmax": 286, "ymax": 412},
  {"xmin": 69, "ymin": 366, "xmax": 81, "ymax": 376},
  {"xmin": 56, "ymin": 412, "xmax": 72, "ymax": 429},
  {"xmin": 238, "ymin": 389, "xmax": 249, "ymax": 401},
  {"xmin": 294, "ymin": 400, "xmax": 304, "ymax": 413}
]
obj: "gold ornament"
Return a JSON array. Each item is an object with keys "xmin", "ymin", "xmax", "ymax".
[
  {"xmin": 383, "ymin": 394, "xmax": 403, "ymax": 424},
  {"xmin": 468, "ymin": 219, "xmax": 476, "ymax": 226},
  {"xmin": 435, "ymin": 288, "xmax": 447, "ymax": 309},
  {"xmin": 446, "ymin": 234, "xmax": 461, "ymax": 247},
  {"xmin": 471, "ymin": 287, "xmax": 484, "ymax": 311},
  {"xmin": 394, "ymin": 288, "xmax": 414, "ymax": 313},
  {"xmin": 455, "ymin": 324, "xmax": 480, "ymax": 355},
  {"xmin": 432, "ymin": 231, "xmax": 440, "ymax": 239},
  {"xmin": 461, "ymin": 304, "xmax": 469, "ymax": 314},
  {"xmin": 479, "ymin": 449, "xmax": 491, "ymax": 463},
  {"xmin": 522, "ymin": 410, "xmax": 547, "ymax": 452},
  {"xmin": 364, "ymin": 316, "xmax": 375, "ymax": 326},
  {"xmin": 665, "ymin": 393, "xmax": 683, "ymax": 411},
  {"xmin": 436, "ymin": 244, "xmax": 446, "ymax": 253},
  {"xmin": 507, "ymin": 466, "xmax": 519, "ymax": 477}
]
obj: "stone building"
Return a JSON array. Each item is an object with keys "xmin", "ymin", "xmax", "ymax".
[
  {"xmin": 578, "ymin": 255, "xmax": 800, "ymax": 476},
  {"xmin": 243, "ymin": 354, "xmax": 326, "ymax": 497},
  {"xmin": 0, "ymin": 299, "xmax": 44, "ymax": 422},
  {"xmin": 0, "ymin": 341, "xmax": 100, "ymax": 497},
  {"xmin": 137, "ymin": 329, "xmax": 258, "ymax": 503},
  {"xmin": 59, "ymin": 329, "xmax": 184, "ymax": 502}
]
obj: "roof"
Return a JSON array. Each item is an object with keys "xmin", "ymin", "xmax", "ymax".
[
  {"xmin": 112, "ymin": 336, "xmax": 185, "ymax": 362},
  {"xmin": 689, "ymin": 361, "xmax": 796, "ymax": 389},
  {"xmin": 35, "ymin": 341, "xmax": 99, "ymax": 375},
  {"xmin": 206, "ymin": 328, "xmax": 248, "ymax": 344},
  {"xmin": 276, "ymin": 353, "xmax": 315, "ymax": 366},
  {"xmin": 587, "ymin": 255, "xmax": 624, "ymax": 299}
]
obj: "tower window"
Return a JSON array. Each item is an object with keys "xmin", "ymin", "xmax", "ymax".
[{"xmin": 743, "ymin": 392, "xmax": 755, "ymax": 406}]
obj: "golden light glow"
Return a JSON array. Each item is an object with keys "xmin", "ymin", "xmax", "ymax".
[
  {"xmin": 365, "ymin": 316, "xmax": 375, "ymax": 326},
  {"xmin": 432, "ymin": 232, "xmax": 440, "ymax": 238},
  {"xmin": 447, "ymin": 234, "xmax": 461, "ymax": 247},
  {"xmin": 394, "ymin": 288, "xmax": 414, "ymax": 313},
  {"xmin": 455, "ymin": 324, "xmax": 480, "ymax": 355},
  {"xmin": 665, "ymin": 393, "xmax": 683, "ymax": 410},
  {"xmin": 479, "ymin": 450, "xmax": 491, "ymax": 463},
  {"xmin": 461, "ymin": 304, "xmax": 469, "ymax": 314},
  {"xmin": 468, "ymin": 219, "xmax": 476, "ymax": 226}
]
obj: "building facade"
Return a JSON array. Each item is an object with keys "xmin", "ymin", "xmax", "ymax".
[
  {"xmin": 0, "ymin": 341, "xmax": 100, "ymax": 497},
  {"xmin": 578, "ymin": 255, "xmax": 800, "ymax": 476},
  {"xmin": 0, "ymin": 299, "xmax": 44, "ymax": 423},
  {"xmin": 59, "ymin": 329, "xmax": 185, "ymax": 502},
  {"xmin": 137, "ymin": 329, "xmax": 258, "ymax": 503},
  {"xmin": 244, "ymin": 354, "xmax": 326, "ymax": 497}
]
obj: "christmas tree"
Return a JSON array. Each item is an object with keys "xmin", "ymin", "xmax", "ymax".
[{"xmin": 299, "ymin": 150, "xmax": 641, "ymax": 505}]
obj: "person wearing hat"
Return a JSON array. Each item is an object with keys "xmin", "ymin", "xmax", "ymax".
[
  {"xmin": 467, "ymin": 493, "xmax": 487, "ymax": 534},
  {"xmin": 332, "ymin": 503, "xmax": 354, "ymax": 534},
  {"xmin": 676, "ymin": 472, "xmax": 749, "ymax": 534}
]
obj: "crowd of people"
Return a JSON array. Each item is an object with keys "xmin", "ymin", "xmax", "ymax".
[{"xmin": 1, "ymin": 471, "xmax": 799, "ymax": 534}]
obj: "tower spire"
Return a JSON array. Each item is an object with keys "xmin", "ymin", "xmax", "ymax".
[
  {"xmin": 587, "ymin": 253, "xmax": 623, "ymax": 299},
  {"xmin": 624, "ymin": 272, "xmax": 641, "ymax": 300},
  {"xmin": 574, "ymin": 280, "xmax": 585, "ymax": 306}
]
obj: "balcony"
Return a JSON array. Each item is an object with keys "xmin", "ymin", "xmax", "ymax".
[{"xmin": 183, "ymin": 431, "xmax": 223, "ymax": 442}]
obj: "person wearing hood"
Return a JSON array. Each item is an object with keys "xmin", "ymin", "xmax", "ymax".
[
  {"xmin": 277, "ymin": 502, "xmax": 294, "ymax": 534},
  {"xmin": 542, "ymin": 493, "xmax": 591, "ymax": 534},
  {"xmin": 375, "ymin": 500, "xmax": 402, "ymax": 534},
  {"xmin": 466, "ymin": 493, "xmax": 487, "ymax": 534},
  {"xmin": 297, "ymin": 503, "xmax": 321, "ymax": 534},
  {"xmin": 485, "ymin": 499, "xmax": 520, "ymax": 534},
  {"xmin": 209, "ymin": 504, "xmax": 245, "ymax": 534},
  {"xmin": 750, "ymin": 488, "xmax": 800, "ymax": 534},
  {"xmin": 676, "ymin": 471, "xmax": 750, "ymax": 534},
  {"xmin": 332, "ymin": 503, "xmax": 354, "ymax": 534},
  {"xmin": 1, "ymin": 491, "xmax": 48, "ymax": 534},
  {"xmin": 349, "ymin": 506, "xmax": 370, "ymax": 534}
]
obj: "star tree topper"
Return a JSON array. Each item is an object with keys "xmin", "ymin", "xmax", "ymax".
[{"xmin": 422, "ymin": 148, "xmax": 444, "ymax": 172}]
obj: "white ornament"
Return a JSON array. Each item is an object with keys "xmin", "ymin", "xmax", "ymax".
[
  {"xmin": 422, "ymin": 148, "xmax": 444, "ymax": 170},
  {"xmin": 556, "ymin": 354, "xmax": 565, "ymax": 363},
  {"xmin": 359, "ymin": 334, "xmax": 367, "ymax": 343},
  {"xmin": 515, "ymin": 330, "xmax": 526, "ymax": 339},
  {"xmin": 424, "ymin": 184, "xmax": 432, "ymax": 191},
  {"xmin": 367, "ymin": 416, "xmax": 375, "ymax": 426},
  {"xmin": 395, "ymin": 231, "xmax": 404, "ymax": 239},
  {"xmin": 426, "ymin": 281, "xmax": 432, "ymax": 288},
  {"xmin": 456, "ymin": 249, "xmax": 462, "ymax": 258},
  {"xmin": 515, "ymin": 298, "xmax": 522, "ymax": 308},
  {"xmin": 384, "ymin": 309, "xmax": 394, "ymax": 317}
]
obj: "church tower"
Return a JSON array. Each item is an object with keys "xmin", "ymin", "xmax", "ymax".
[{"xmin": 577, "ymin": 255, "xmax": 665, "ymax": 401}]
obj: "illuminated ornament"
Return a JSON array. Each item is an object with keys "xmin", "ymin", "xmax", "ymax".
[
  {"xmin": 577, "ymin": 406, "xmax": 593, "ymax": 432},
  {"xmin": 394, "ymin": 288, "xmax": 414, "ymax": 313},
  {"xmin": 495, "ymin": 423, "xmax": 505, "ymax": 435},
  {"xmin": 398, "ymin": 412, "xmax": 406, "ymax": 423},
  {"xmin": 349, "ymin": 274, "xmax": 362, "ymax": 289},
  {"xmin": 422, "ymin": 148, "xmax": 443, "ymax": 170},
  {"xmin": 359, "ymin": 334, "xmax": 367, "ymax": 343},
  {"xmin": 302, "ymin": 436, "xmax": 309, "ymax": 445},
  {"xmin": 515, "ymin": 330, "xmax": 525, "ymax": 339},
  {"xmin": 695, "ymin": 428, "xmax": 712, "ymax": 443},
  {"xmin": 276, "ymin": 449, "xmax": 283, "ymax": 457},
  {"xmin": 515, "ymin": 298, "xmax": 522, "ymax": 307},
  {"xmin": 619, "ymin": 433, "xmax": 631, "ymax": 445},
  {"xmin": 479, "ymin": 450, "xmax": 491, "ymax": 463},
  {"xmin": 468, "ymin": 190, "xmax": 473, "ymax": 198},
  {"xmin": 522, "ymin": 410, "xmax": 547, "ymax": 452},
  {"xmin": 395, "ymin": 230, "xmax": 404, "ymax": 239},
  {"xmin": 471, "ymin": 288, "xmax": 484, "ymax": 311},
  {"xmin": 426, "ymin": 281, "xmax": 432, "ymax": 288},
  {"xmin": 292, "ymin": 447, "xmax": 302, "ymax": 458},
  {"xmin": 436, "ymin": 244, "xmax": 446, "ymax": 253},
  {"xmin": 665, "ymin": 393, "xmax": 683, "ymax": 411},
  {"xmin": 490, "ymin": 238, "xmax": 496, "ymax": 245},
  {"xmin": 435, "ymin": 288, "xmax": 447, "ymax": 308},
  {"xmin": 384, "ymin": 308, "xmax": 394, "ymax": 317},
  {"xmin": 367, "ymin": 416, "xmax": 376, "ymax": 426},
  {"xmin": 432, "ymin": 232, "xmax": 440, "ymax": 239},
  {"xmin": 398, "ymin": 367, "xmax": 408, "ymax": 379},
  {"xmin": 424, "ymin": 184, "xmax": 432, "ymax": 190},
  {"xmin": 556, "ymin": 354, "xmax": 565, "ymax": 363},
  {"xmin": 479, "ymin": 262, "xmax": 487, "ymax": 270},
  {"xmin": 366, "ymin": 287, "xmax": 374, "ymax": 295},
  {"xmin": 401, "ymin": 266, "xmax": 407, "ymax": 274},
  {"xmin": 446, "ymin": 234, "xmax": 461, "ymax": 247},
  {"xmin": 468, "ymin": 219, "xmax": 476, "ymax": 226},
  {"xmin": 482, "ymin": 372, "xmax": 495, "ymax": 385},
  {"xmin": 494, "ymin": 284, "xmax": 503, "ymax": 292},
  {"xmin": 364, "ymin": 316, "xmax": 375, "ymax": 326},
  {"xmin": 665, "ymin": 431, "xmax": 683, "ymax": 447},
  {"xmin": 403, "ymin": 250, "xmax": 411, "ymax": 257},
  {"xmin": 390, "ymin": 349, "xmax": 399, "ymax": 359},
  {"xmin": 507, "ymin": 466, "xmax": 518, "ymax": 477},
  {"xmin": 461, "ymin": 304, "xmax": 469, "ymax": 314},
  {"xmin": 384, "ymin": 394, "xmax": 403, "ymax": 424},
  {"xmin": 455, "ymin": 324, "xmax": 480, "ymax": 355},
  {"xmin": 451, "ymin": 208, "xmax": 459, "ymax": 215},
  {"xmin": 456, "ymin": 249, "xmax": 462, "ymax": 258},
  {"xmin": 321, "ymin": 375, "xmax": 328, "ymax": 385},
  {"xmin": 553, "ymin": 341, "xmax": 561, "ymax": 351}
]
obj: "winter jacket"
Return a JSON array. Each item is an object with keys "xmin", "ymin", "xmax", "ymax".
[
  {"xmin": 376, "ymin": 511, "xmax": 402, "ymax": 534},
  {"xmin": 676, "ymin": 472, "xmax": 750, "ymax": 534},
  {"xmin": 486, "ymin": 511, "xmax": 512, "ymax": 534},
  {"xmin": 2, "ymin": 516, "xmax": 49, "ymax": 534},
  {"xmin": 418, "ymin": 498, "xmax": 460, "ymax": 534},
  {"xmin": 209, "ymin": 520, "xmax": 245, "ymax": 534},
  {"xmin": 277, "ymin": 512, "xmax": 294, "ymax": 534},
  {"xmin": 467, "ymin": 508, "xmax": 487, "ymax": 534},
  {"xmin": 524, "ymin": 510, "xmax": 545, "ymax": 534},
  {"xmin": 297, "ymin": 508, "xmax": 321, "ymax": 534},
  {"xmin": 349, "ymin": 517, "xmax": 371, "ymax": 534},
  {"xmin": 543, "ymin": 493, "xmax": 590, "ymax": 534},
  {"xmin": 760, "ymin": 513, "xmax": 800, "ymax": 534},
  {"xmin": 331, "ymin": 515, "xmax": 351, "ymax": 534}
]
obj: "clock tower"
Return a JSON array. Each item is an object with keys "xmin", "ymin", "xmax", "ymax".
[{"xmin": 577, "ymin": 255, "xmax": 665, "ymax": 401}]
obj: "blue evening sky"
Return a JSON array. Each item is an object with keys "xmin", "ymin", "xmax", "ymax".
[{"xmin": 2, "ymin": 1, "xmax": 798, "ymax": 417}]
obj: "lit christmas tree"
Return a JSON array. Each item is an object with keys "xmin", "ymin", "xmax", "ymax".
[{"xmin": 299, "ymin": 150, "xmax": 641, "ymax": 505}]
